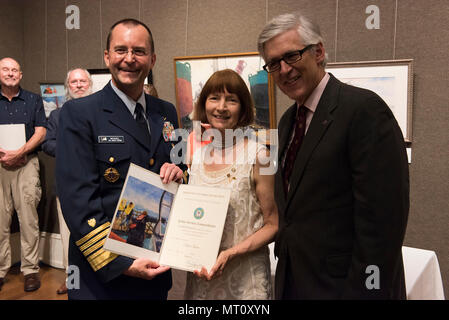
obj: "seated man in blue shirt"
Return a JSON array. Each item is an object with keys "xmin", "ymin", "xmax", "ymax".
[{"xmin": 0, "ymin": 57, "xmax": 47, "ymax": 292}]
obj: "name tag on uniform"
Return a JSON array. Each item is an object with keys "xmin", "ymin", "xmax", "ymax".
[{"xmin": 98, "ymin": 136, "xmax": 125, "ymax": 144}]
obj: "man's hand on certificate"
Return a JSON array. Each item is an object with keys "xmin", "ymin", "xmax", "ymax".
[
  {"xmin": 123, "ymin": 258, "xmax": 170, "ymax": 280},
  {"xmin": 160, "ymin": 162, "xmax": 183, "ymax": 184},
  {"xmin": 193, "ymin": 248, "xmax": 235, "ymax": 281}
]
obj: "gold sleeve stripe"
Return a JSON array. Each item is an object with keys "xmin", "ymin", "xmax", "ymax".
[
  {"xmin": 82, "ymin": 238, "xmax": 106, "ymax": 258},
  {"xmin": 93, "ymin": 252, "xmax": 119, "ymax": 272},
  {"xmin": 75, "ymin": 222, "xmax": 110, "ymax": 247},
  {"xmin": 87, "ymin": 247, "xmax": 106, "ymax": 264},
  {"xmin": 87, "ymin": 249, "xmax": 118, "ymax": 272},
  {"xmin": 79, "ymin": 229, "xmax": 109, "ymax": 253}
]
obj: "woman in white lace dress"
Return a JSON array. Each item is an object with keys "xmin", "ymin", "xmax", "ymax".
[{"xmin": 184, "ymin": 69, "xmax": 278, "ymax": 300}]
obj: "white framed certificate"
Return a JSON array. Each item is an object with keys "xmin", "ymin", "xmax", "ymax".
[
  {"xmin": 0, "ymin": 124, "xmax": 26, "ymax": 150},
  {"xmin": 104, "ymin": 163, "xmax": 230, "ymax": 272}
]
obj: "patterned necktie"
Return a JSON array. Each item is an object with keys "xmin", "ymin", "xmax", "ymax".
[
  {"xmin": 283, "ymin": 105, "xmax": 307, "ymax": 196},
  {"xmin": 135, "ymin": 103, "xmax": 151, "ymax": 143}
]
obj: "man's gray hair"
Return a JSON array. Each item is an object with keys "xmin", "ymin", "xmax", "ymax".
[
  {"xmin": 64, "ymin": 68, "xmax": 93, "ymax": 100},
  {"xmin": 257, "ymin": 12, "xmax": 328, "ymax": 67}
]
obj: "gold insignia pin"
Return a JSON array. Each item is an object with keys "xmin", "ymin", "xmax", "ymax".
[
  {"xmin": 109, "ymin": 156, "xmax": 115, "ymax": 163},
  {"xmin": 88, "ymin": 218, "xmax": 96, "ymax": 228},
  {"xmin": 104, "ymin": 167, "xmax": 120, "ymax": 183}
]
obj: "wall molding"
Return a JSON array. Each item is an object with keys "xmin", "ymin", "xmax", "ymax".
[{"xmin": 10, "ymin": 231, "xmax": 64, "ymax": 270}]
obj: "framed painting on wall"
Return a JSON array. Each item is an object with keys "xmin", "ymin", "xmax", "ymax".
[
  {"xmin": 326, "ymin": 59, "xmax": 413, "ymax": 142},
  {"xmin": 173, "ymin": 52, "xmax": 276, "ymax": 131},
  {"xmin": 88, "ymin": 68, "xmax": 112, "ymax": 93},
  {"xmin": 39, "ymin": 82, "xmax": 65, "ymax": 118}
]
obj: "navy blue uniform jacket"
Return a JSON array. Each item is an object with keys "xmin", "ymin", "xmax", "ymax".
[
  {"xmin": 42, "ymin": 107, "xmax": 60, "ymax": 157},
  {"xmin": 56, "ymin": 83, "xmax": 178, "ymax": 299}
]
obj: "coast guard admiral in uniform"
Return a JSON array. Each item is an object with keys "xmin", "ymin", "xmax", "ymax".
[{"xmin": 56, "ymin": 18, "xmax": 183, "ymax": 299}]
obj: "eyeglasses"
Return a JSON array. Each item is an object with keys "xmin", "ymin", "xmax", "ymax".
[
  {"xmin": 112, "ymin": 47, "xmax": 148, "ymax": 57},
  {"xmin": 263, "ymin": 44, "xmax": 315, "ymax": 73}
]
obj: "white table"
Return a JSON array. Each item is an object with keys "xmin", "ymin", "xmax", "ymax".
[
  {"xmin": 402, "ymin": 246, "xmax": 445, "ymax": 300},
  {"xmin": 268, "ymin": 244, "xmax": 445, "ymax": 299}
]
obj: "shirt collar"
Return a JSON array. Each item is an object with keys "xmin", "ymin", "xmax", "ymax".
[
  {"xmin": 110, "ymin": 80, "xmax": 146, "ymax": 116},
  {"xmin": 0, "ymin": 87, "xmax": 22, "ymax": 100},
  {"xmin": 300, "ymin": 72, "xmax": 330, "ymax": 113}
]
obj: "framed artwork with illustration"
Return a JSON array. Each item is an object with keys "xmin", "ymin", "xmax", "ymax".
[
  {"xmin": 104, "ymin": 163, "xmax": 231, "ymax": 272},
  {"xmin": 326, "ymin": 59, "xmax": 413, "ymax": 142},
  {"xmin": 173, "ymin": 52, "xmax": 277, "ymax": 131},
  {"xmin": 39, "ymin": 82, "xmax": 65, "ymax": 118}
]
